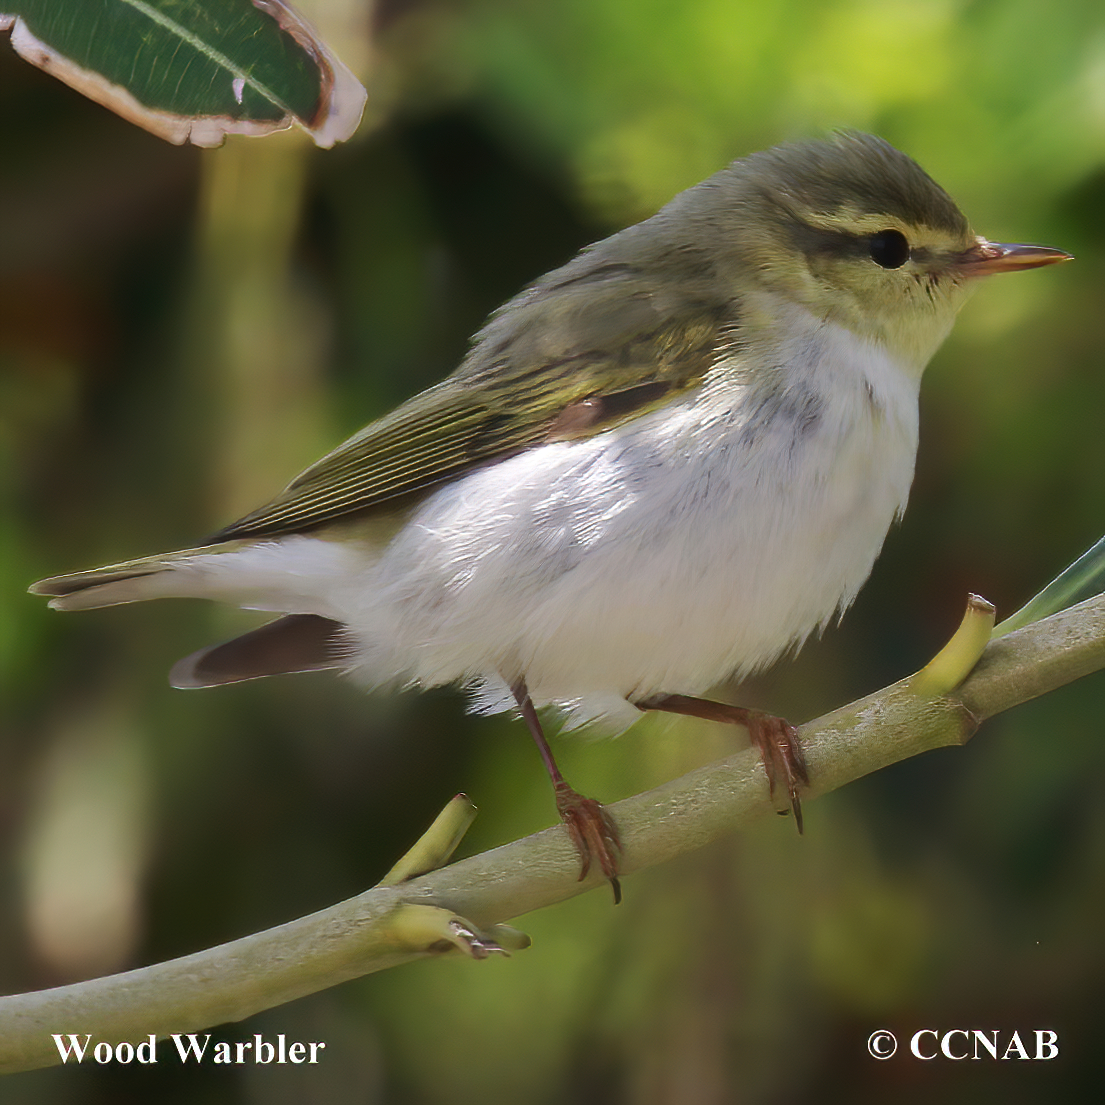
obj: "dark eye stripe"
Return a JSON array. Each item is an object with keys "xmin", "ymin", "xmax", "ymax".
[{"xmin": 786, "ymin": 219, "xmax": 920, "ymax": 269}]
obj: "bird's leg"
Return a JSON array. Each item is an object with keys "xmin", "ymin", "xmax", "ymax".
[
  {"xmin": 510, "ymin": 679, "xmax": 622, "ymax": 903},
  {"xmin": 636, "ymin": 694, "xmax": 810, "ymax": 833}
]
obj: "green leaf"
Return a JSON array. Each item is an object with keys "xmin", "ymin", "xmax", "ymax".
[
  {"xmin": 0, "ymin": 0, "xmax": 365, "ymax": 146},
  {"xmin": 994, "ymin": 534, "xmax": 1105, "ymax": 638}
]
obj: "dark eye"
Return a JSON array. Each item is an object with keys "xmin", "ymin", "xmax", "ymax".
[{"xmin": 868, "ymin": 229, "xmax": 910, "ymax": 269}]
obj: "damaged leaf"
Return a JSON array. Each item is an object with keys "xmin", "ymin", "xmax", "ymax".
[{"xmin": 1, "ymin": 0, "xmax": 366, "ymax": 147}]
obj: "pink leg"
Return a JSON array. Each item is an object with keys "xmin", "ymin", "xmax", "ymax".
[
  {"xmin": 636, "ymin": 694, "xmax": 810, "ymax": 833},
  {"xmin": 511, "ymin": 680, "xmax": 622, "ymax": 903}
]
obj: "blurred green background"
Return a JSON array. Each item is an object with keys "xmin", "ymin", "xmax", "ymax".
[{"xmin": 2, "ymin": 0, "xmax": 1104, "ymax": 1101}]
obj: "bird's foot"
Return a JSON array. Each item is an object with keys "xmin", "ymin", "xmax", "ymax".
[
  {"xmin": 636, "ymin": 694, "xmax": 809, "ymax": 833},
  {"xmin": 554, "ymin": 780, "xmax": 623, "ymax": 904},
  {"xmin": 511, "ymin": 676, "xmax": 623, "ymax": 902},
  {"xmin": 743, "ymin": 710, "xmax": 810, "ymax": 834}
]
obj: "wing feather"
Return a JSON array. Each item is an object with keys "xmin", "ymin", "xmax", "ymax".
[{"xmin": 214, "ymin": 260, "xmax": 731, "ymax": 542}]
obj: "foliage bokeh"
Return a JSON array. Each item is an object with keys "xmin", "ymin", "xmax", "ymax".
[{"xmin": 2, "ymin": 0, "xmax": 1104, "ymax": 1100}]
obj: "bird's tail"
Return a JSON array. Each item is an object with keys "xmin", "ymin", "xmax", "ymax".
[
  {"xmin": 28, "ymin": 545, "xmax": 238, "ymax": 611},
  {"xmin": 30, "ymin": 544, "xmax": 353, "ymax": 688}
]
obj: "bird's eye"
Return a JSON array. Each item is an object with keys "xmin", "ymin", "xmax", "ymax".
[{"xmin": 868, "ymin": 229, "xmax": 910, "ymax": 269}]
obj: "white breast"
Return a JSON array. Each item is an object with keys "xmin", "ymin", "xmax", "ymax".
[{"xmin": 331, "ymin": 309, "xmax": 921, "ymax": 731}]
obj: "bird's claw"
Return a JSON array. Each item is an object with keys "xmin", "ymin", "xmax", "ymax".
[
  {"xmin": 554, "ymin": 781, "xmax": 623, "ymax": 903},
  {"xmin": 746, "ymin": 711, "xmax": 810, "ymax": 833}
]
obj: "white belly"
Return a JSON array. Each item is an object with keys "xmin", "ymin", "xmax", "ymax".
[{"xmin": 328, "ymin": 321, "xmax": 921, "ymax": 730}]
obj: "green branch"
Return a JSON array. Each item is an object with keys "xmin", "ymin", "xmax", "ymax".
[{"xmin": 2, "ymin": 592, "xmax": 1104, "ymax": 1075}]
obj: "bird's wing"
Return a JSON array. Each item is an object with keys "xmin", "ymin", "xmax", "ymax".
[{"xmin": 213, "ymin": 263, "xmax": 729, "ymax": 541}]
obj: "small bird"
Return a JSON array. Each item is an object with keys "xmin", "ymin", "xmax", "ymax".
[{"xmin": 31, "ymin": 133, "xmax": 1069, "ymax": 900}]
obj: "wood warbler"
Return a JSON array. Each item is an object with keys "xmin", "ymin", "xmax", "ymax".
[{"xmin": 31, "ymin": 132, "xmax": 1071, "ymax": 899}]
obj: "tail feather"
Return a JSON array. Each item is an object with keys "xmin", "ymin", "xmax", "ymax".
[
  {"xmin": 29, "ymin": 546, "xmax": 231, "ymax": 611},
  {"xmin": 170, "ymin": 614, "xmax": 352, "ymax": 688}
]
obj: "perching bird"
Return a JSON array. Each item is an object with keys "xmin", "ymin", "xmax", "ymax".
[{"xmin": 31, "ymin": 132, "xmax": 1070, "ymax": 900}]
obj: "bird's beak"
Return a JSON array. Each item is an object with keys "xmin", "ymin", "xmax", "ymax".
[{"xmin": 954, "ymin": 237, "xmax": 1073, "ymax": 277}]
